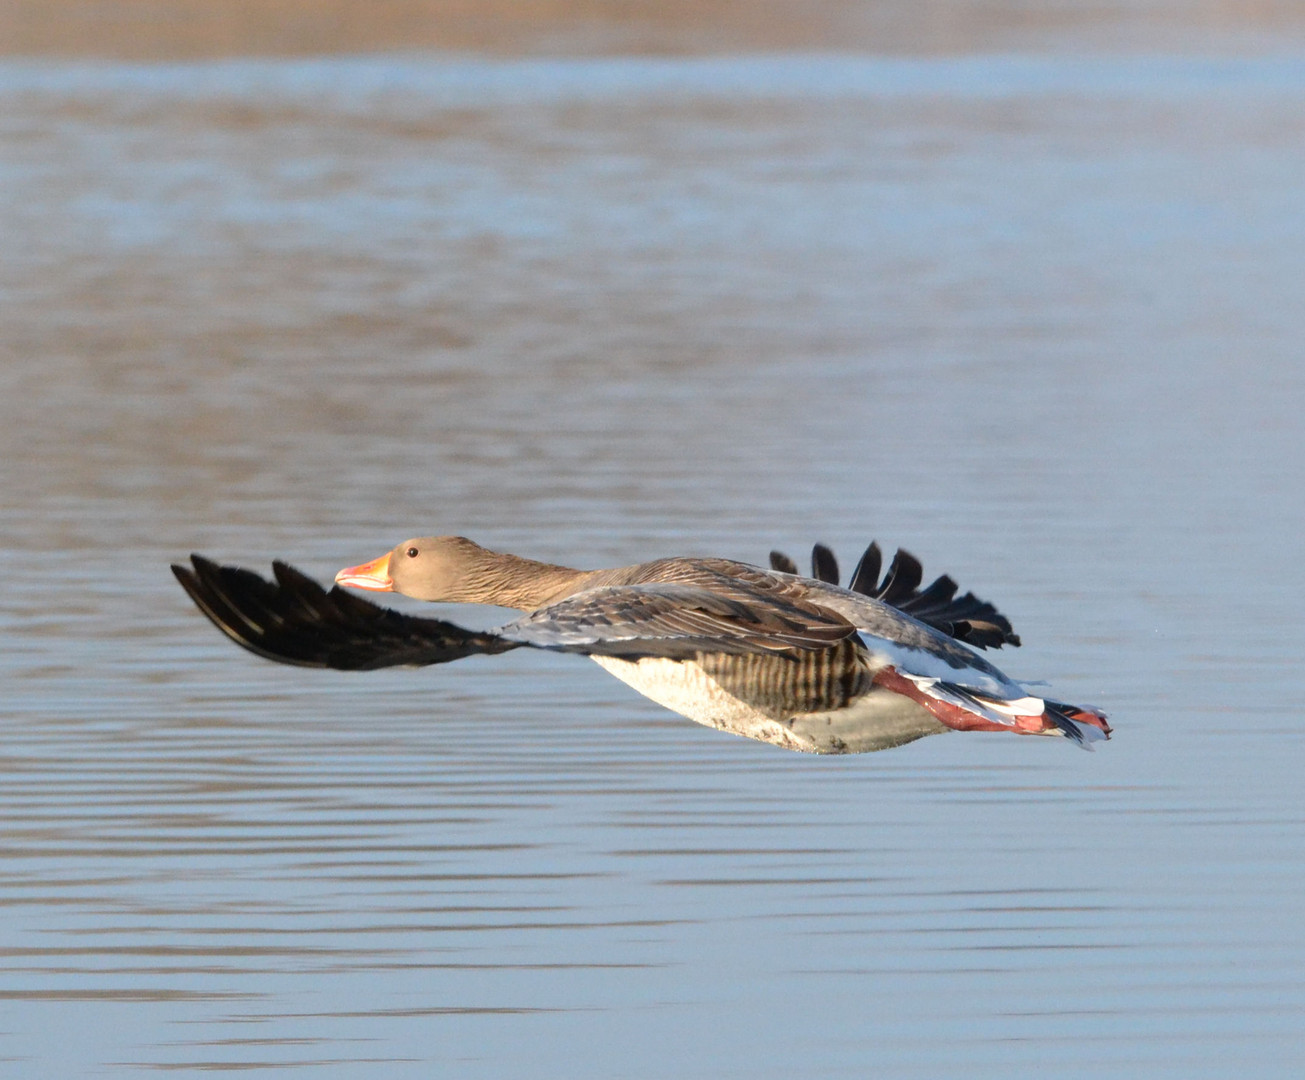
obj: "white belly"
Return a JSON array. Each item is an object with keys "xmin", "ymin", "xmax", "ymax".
[{"xmin": 590, "ymin": 655, "xmax": 947, "ymax": 754}]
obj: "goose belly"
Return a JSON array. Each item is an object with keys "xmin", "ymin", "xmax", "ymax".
[{"xmin": 590, "ymin": 651, "xmax": 948, "ymax": 755}]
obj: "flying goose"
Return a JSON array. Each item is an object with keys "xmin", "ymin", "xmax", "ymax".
[{"xmin": 172, "ymin": 537, "xmax": 1109, "ymax": 754}]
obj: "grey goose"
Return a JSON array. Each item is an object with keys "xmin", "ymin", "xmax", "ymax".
[{"xmin": 173, "ymin": 537, "xmax": 1109, "ymax": 754}]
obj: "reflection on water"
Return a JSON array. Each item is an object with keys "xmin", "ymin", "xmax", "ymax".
[
  {"xmin": 2, "ymin": 47, "xmax": 1304, "ymax": 1078},
  {"xmin": 4, "ymin": 0, "xmax": 1305, "ymax": 58}
]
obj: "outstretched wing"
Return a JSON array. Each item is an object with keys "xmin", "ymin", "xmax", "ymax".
[
  {"xmin": 503, "ymin": 583, "xmax": 856, "ymax": 659},
  {"xmin": 173, "ymin": 557, "xmax": 855, "ymax": 669},
  {"xmin": 770, "ymin": 541, "xmax": 1020, "ymax": 649},
  {"xmin": 172, "ymin": 555, "xmax": 519, "ymax": 670}
]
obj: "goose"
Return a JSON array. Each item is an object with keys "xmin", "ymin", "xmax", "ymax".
[{"xmin": 172, "ymin": 537, "xmax": 1109, "ymax": 754}]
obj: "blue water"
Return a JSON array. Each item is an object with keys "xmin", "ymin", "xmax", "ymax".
[{"xmin": 1, "ymin": 52, "xmax": 1303, "ymax": 1077}]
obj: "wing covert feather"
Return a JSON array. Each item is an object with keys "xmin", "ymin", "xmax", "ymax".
[{"xmin": 502, "ymin": 583, "xmax": 856, "ymax": 658}]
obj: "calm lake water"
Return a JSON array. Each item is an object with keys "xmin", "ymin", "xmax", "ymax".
[{"xmin": 2, "ymin": 48, "xmax": 1304, "ymax": 1077}]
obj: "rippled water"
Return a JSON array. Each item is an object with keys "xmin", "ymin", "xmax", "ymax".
[{"xmin": 2, "ymin": 49, "xmax": 1304, "ymax": 1077}]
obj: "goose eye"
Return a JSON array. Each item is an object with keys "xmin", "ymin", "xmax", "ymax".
[{"xmin": 406, "ymin": 547, "xmax": 419, "ymax": 558}]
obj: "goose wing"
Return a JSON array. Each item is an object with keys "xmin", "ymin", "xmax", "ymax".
[
  {"xmin": 502, "ymin": 582, "xmax": 856, "ymax": 658},
  {"xmin": 173, "ymin": 556, "xmax": 854, "ymax": 670},
  {"xmin": 770, "ymin": 541, "xmax": 1020, "ymax": 649},
  {"xmin": 172, "ymin": 555, "xmax": 518, "ymax": 670}
]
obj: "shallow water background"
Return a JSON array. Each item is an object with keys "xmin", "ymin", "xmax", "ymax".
[{"xmin": 2, "ymin": 6, "xmax": 1304, "ymax": 1076}]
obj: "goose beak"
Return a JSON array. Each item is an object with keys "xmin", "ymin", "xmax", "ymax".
[{"xmin": 335, "ymin": 552, "xmax": 394, "ymax": 591}]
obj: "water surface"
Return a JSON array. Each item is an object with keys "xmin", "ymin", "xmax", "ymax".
[{"xmin": 2, "ymin": 49, "xmax": 1303, "ymax": 1078}]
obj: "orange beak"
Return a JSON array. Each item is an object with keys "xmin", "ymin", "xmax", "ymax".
[{"xmin": 334, "ymin": 552, "xmax": 394, "ymax": 591}]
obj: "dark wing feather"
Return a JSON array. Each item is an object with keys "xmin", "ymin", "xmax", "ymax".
[
  {"xmin": 850, "ymin": 544, "xmax": 1019, "ymax": 649},
  {"xmin": 848, "ymin": 542, "xmax": 882, "ymax": 595},
  {"xmin": 503, "ymin": 583, "xmax": 856, "ymax": 659},
  {"xmin": 877, "ymin": 549, "xmax": 924, "ymax": 606},
  {"xmin": 766, "ymin": 541, "xmax": 1021, "ymax": 649},
  {"xmin": 810, "ymin": 544, "xmax": 839, "ymax": 584},
  {"xmin": 769, "ymin": 550, "xmax": 799, "ymax": 575},
  {"xmin": 172, "ymin": 555, "xmax": 518, "ymax": 670}
]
